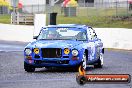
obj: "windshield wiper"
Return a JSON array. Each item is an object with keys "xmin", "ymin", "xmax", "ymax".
[
  {"xmin": 39, "ymin": 38, "xmax": 78, "ymax": 41},
  {"xmin": 39, "ymin": 39, "xmax": 54, "ymax": 40},
  {"xmin": 76, "ymin": 39, "xmax": 87, "ymax": 41}
]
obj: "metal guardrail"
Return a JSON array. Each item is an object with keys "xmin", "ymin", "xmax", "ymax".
[{"xmin": 11, "ymin": 13, "xmax": 34, "ymax": 25}]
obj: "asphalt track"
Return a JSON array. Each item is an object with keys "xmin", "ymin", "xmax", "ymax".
[{"xmin": 0, "ymin": 40, "xmax": 132, "ymax": 88}]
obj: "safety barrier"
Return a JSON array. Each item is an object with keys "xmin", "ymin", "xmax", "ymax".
[
  {"xmin": 0, "ymin": 24, "xmax": 132, "ymax": 50},
  {"xmin": 95, "ymin": 28, "xmax": 132, "ymax": 50}
]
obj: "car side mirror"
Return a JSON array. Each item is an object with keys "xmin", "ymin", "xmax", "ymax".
[
  {"xmin": 98, "ymin": 39, "xmax": 101, "ymax": 41},
  {"xmin": 33, "ymin": 36, "xmax": 38, "ymax": 39}
]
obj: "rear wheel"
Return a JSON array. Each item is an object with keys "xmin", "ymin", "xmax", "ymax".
[
  {"xmin": 24, "ymin": 62, "xmax": 35, "ymax": 72},
  {"xmin": 94, "ymin": 53, "xmax": 103, "ymax": 68}
]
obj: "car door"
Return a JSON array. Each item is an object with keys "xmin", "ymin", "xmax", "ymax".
[
  {"xmin": 87, "ymin": 27, "xmax": 99, "ymax": 62},
  {"xmin": 90, "ymin": 27, "xmax": 102, "ymax": 60}
]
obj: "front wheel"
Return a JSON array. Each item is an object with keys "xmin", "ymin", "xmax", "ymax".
[
  {"xmin": 24, "ymin": 62, "xmax": 35, "ymax": 72},
  {"xmin": 82, "ymin": 52, "xmax": 87, "ymax": 70},
  {"xmin": 94, "ymin": 53, "xmax": 103, "ymax": 68}
]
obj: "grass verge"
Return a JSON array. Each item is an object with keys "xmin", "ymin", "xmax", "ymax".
[
  {"xmin": 0, "ymin": 14, "xmax": 132, "ymax": 28},
  {"xmin": 0, "ymin": 14, "xmax": 11, "ymax": 24},
  {"xmin": 57, "ymin": 16, "xmax": 132, "ymax": 28}
]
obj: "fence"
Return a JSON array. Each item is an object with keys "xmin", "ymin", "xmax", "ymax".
[
  {"xmin": 21, "ymin": 1, "xmax": 132, "ymax": 17},
  {"xmin": 11, "ymin": 13, "xmax": 34, "ymax": 25},
  {"xmin": 17, "ymin": 1, "xmax": 131, "ymax": 26},
  {"xmin": 9, "ymin": 1, "xmax": 132, "ymax": 25}
]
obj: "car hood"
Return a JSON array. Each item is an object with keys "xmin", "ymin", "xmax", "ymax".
[{"xmin": 28, "ymin": 40, "xmax": 83, "ymax": 49}]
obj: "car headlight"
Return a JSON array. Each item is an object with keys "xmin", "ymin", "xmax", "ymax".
[
  {"xmin": 72, "ymin": 49, "xmax": 79, "ymax": 56},
  {"xmin": 25, "ymin": 48, "xmax": 32, "ymax": 55},
  {"xmin": 34, "ymin": 48, "xmax": 39, "ymax": 54},
  {"xmin": 64, "ymin": 48, "xmax": 70, "ymax": 54}
]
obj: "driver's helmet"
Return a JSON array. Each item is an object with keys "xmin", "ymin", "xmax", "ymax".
[{"xmin": 48, "ymin": 31, "xmax": 57, "ymax": 38}]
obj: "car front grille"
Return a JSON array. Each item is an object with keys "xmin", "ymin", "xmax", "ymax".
[{"xmin": 41, "ymin": 48, "xmax": 62, "ymax": 58}]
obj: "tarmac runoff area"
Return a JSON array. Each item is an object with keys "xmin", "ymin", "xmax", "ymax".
[{"xmin": 0, "ymin": 40, "xmax": 132, "ymax": 88}]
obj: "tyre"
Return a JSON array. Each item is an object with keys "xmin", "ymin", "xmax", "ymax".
[
  {"xmin": 74, "ymin": 52, "xmax": 87, "ymax": 72},
  {"xmin": 82, "ymin": 52, "xmax": 87, "ymax": 70},
  {"xmin": 24, "ymin": 62, "xmax": 35, "ymax": 72},
  {"xmin": 94, "ymin": 53, "xmax": 103, "ymax": 68},
  {"xmin": 45, "ymin": 67, "xmax": 53, "ymax": 70},
  {"xmin": 74, "ymin": 65, "xmax": 81, "ymax": 72}
]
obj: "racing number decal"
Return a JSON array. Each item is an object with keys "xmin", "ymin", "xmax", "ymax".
[
  {"xmin": 88, "ymin": 42, "xmax": 95, "ymax": 61},
  {"xmin": 91, "ymin": 46, "xmax": 95, "ymax": 60}
]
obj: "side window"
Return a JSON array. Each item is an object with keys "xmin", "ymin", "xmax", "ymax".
[
  {"xmin": 82, "ymin": 33, "xmax": 87, "ymax": 40},
  {"xmin": 76, "ymin": 32, "xmax": 87, "ymax": 40},
  {"xmin": 87, "ymin": 27, "xmax": 97, "ymax": 41}
]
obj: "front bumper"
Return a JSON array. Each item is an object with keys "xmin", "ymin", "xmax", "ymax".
[{"xmin": 24, "ymin": 58, "xmax": 81, "ymax": 68}]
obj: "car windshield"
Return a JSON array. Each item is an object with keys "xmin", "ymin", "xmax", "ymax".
[{"xmin": 37, "ymin": 27, "xmax": 87, "ymax": 41}]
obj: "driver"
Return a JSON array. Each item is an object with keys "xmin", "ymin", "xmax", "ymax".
[{"xmin": 47, "ymin": 30, "xmax": 58, "ymax": 39}]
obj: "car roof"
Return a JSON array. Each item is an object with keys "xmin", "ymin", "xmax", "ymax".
[{"xmin": 41, "ymin": 24, "xmax": 91, "ymax": 30}]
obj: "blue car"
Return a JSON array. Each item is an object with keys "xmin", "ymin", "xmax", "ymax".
[{"xmin": 24, "ymin": 24, "xmax": 104, "ymax": 72}]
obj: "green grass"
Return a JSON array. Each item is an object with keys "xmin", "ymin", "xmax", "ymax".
[
  {"xmin": 76, "ymin": 7, "xmax": 132, "ymax": 17},
  {"xmin": 55, "ymin": 7, "xmax": 132, "ymax": 28},
  {"xmin": 57, "ymin": 16, "xmax": 132, "ymax": 28},
  {"xmin": 0, "ymin": 9, "xmax": 132, "ymax": 28},
  {"xmin": 0, "ymin": 14, "xmax": 10, "ymax": 24}
]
